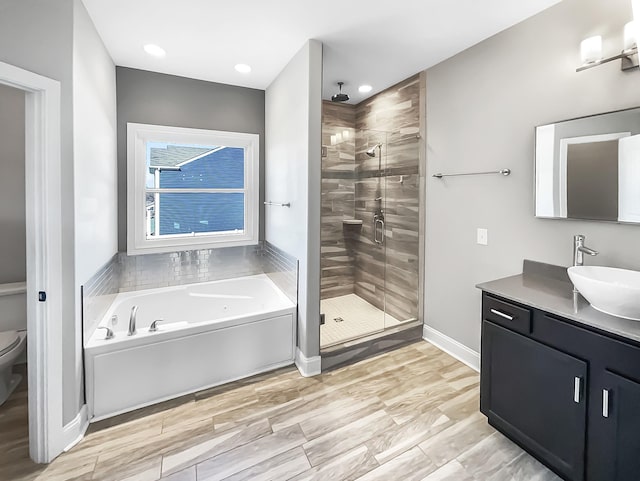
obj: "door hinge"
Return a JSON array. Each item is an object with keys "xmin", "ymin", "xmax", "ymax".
[{"xmin": 38, "ymin": 291, "xmax": 47, "ymax": 302}]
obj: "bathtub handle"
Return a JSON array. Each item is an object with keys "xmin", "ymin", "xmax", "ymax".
[
  {"xmin": 149, "ymin": 319, "xmax": 164, "ymax": 333},
  {"xmin": 128, "ymin": 305, "xmax": 138, "ymax": 336},
  {"xmin": 97, "ymin": 326, "xmax": 114, "ymax": 340}
]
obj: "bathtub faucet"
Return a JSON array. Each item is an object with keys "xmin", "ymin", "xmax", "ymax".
[
  {"xmin": 128, "ymin": 305, "xmax": 138, "ymax": 336},
  {"xmin": 149, "ymin": 319, "xmax": 164, "ymax": 332}
]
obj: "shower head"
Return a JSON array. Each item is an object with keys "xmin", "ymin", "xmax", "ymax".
[
  {"xmin": 366, "ymin": 143, "xmax": 382, "ymax": 157},
  {"xmin": 331, "ymin": 82, "xmax": 349, "ymax": 103}
]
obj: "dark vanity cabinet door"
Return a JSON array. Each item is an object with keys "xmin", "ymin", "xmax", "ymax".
[
  {"xmin": 589, "ymin": 370, "xmax": 640, "ymax": 481},
  {"xmin": 481, "ymin": 321, "xmax": 587, "ymax": 481}
]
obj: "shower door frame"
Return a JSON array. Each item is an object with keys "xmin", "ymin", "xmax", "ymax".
[{"xmin": 0, "ymin": 61, "xmax": 65, "ymax": 463}]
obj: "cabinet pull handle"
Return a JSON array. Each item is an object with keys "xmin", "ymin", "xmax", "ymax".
[
  {"xmin": 602, "ymin": 389, "xmax": 610, "ymax": 418},
  {"xmin": 490, "ymin": 308, "xmax": 514, "ymax": 321},
  {"xmin": 574, "ymin": 377, "xmax": 582, "ymax": 403}
]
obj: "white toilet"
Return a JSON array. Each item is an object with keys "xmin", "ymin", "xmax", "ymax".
[
  {"xmin": 0, "ymin": 282, "xmax": 27, "ymax": 406},
  {"xmin": 0, "ymin": 330, "xmax": 27, "ymax": 405}
]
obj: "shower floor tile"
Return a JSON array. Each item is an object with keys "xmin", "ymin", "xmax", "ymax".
[{"xmin": 320, "ymin": 294, "xmax": 404, "ymax": 348}]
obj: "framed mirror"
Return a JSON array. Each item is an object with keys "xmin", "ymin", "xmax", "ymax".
[{"xmin": 535, "ymin": 107, "xmax": 640, "ymax": 223}]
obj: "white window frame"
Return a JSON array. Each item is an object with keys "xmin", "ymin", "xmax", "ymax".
[{"xmin": 127, "ymin": 123, "xmax": 259, "ymax": 255}]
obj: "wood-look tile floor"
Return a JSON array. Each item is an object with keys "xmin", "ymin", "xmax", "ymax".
[{"xmin": 0, "ymin": 341, "xmax": 561, "ymax": 481}]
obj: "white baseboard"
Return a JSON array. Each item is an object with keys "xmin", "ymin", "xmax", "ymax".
[
  {"xmin": 62, "ymin": 404, "xmax": 89, "ymax": 452},
  {"xmin": 423, "ymin": 325, "xmax": 480, "ymax": 372},
  {"xmin": 295, "ymin": 348, "xmax": 321, "ymax": 377}
]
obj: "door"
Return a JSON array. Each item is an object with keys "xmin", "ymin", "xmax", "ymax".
[
  {"xmin": 319, "ymin": 124, "xmax": 421, "ymax": 348},
  {"xmin": 381, "ymin": 135, "xmax": 421, "ymax": 329},
  {"xmin": 350, "ymin": 130, "xmax": 388, "ymax": 336},
  {"xmin": 0, "ymin": 61, "xmax": 65, "ymax": 462},
  {"xmin": 589, "ymin": 370, "xmax": 640, "ymax": 481},
  {"xmin": 481, "ymin": 321, "xmax": 587, "ymax": 481}
]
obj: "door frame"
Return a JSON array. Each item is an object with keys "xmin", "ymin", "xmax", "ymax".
[{"xmin": 0, "ymin": 61, "xmax": 64, "ymax": 463}]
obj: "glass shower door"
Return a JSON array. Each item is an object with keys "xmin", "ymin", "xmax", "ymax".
[
  {"xmin": 350, "ymin": 130, "xmax": 388, "ymax": 337},
  {"xmin": 319, "ymin": 118, "xmax": 421, "ymax": 348},
  {"xmin": 381, "ymin": 135, "xmax": 421, "ymax": 329}
]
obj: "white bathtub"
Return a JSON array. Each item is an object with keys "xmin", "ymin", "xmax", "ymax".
[{"xmin": 85, "ymin": 274, "xmax": 296, "ymax": 420}]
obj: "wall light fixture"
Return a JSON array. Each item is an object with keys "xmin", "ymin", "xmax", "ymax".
[{"xmin": 577, "ymin": 21, "xmax": 638, "ymax": 72}]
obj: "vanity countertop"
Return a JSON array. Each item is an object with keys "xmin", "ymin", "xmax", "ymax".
[{"xmin": 477, "ymin": 260, "xmax": 640, "ymax": 345}]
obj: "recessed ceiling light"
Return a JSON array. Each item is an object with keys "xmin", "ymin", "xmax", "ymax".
[
  {"xmin": 235, "ymin": 64, "xmax": 252, "ymax": 73},
  {"xmin": 358, "ymin": 85, "xmax": 373, "ymax": 93},
  {"xmin": 143, "ymin": 44, "xmax": 166, "ymax": 58}
]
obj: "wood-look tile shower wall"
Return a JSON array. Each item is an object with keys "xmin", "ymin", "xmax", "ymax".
[
  {"xmin": 321, "ymin": 74, "xmax": 422, "ymax": 322},
  {"xmin": 321, "ymin": 102, "xmax": 357, "ymax": 299}
]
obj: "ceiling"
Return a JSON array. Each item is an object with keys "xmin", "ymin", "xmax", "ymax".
[{"xmin": 82, "ymin": 0, "xmax": 561, "ymax": 104}]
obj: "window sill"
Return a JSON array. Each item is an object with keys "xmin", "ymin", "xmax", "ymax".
[{"xmin": 127, "ymin": 237, "xmax": 259, "ymax": 256}]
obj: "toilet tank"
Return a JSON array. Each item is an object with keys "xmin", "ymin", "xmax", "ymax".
[{"xmin": 0, "ymin": 282, "xmax": 27, "ymax": 331}]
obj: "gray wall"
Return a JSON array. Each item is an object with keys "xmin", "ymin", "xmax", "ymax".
[
  {"xmin": 116, "ymin": 67, "xmax": 266, "ymax": 251},
  {"xmin": 0, "ymin": 0, "xmax": 82, "ymax": 425},
  {"xmin": 425, "ymin": 0, "xmax": 640, "ymax": 352},
  {"xmin": 0, "ymin": 84, "xmax": 26, "ymax": 284}
]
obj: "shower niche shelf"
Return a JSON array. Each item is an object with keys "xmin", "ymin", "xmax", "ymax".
[{"xmin": 342, "ymin": 219, "xmax": 363, "ymax": 226}]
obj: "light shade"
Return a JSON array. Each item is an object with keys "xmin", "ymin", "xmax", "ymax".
[
  {"xmin": 143, "ymin": 44, "xmax": 166, "ymax": 58},
  {"xmin": 624, "ymin": 21, "xmax": 638, "ymax": 51},
  {"xmin": 580, "ymin": 36, "xmax": 602, "ymax": 64}
]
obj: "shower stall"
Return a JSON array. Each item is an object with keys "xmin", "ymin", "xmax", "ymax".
[{"xmin": 320, "ymin": 78, "xmax": 423, "ymax": 351}]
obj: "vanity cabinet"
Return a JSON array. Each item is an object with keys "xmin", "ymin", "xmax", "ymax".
[
  {"xmin": 481, "ymin": 321, "xmax": 587, "ymax": 480},
  {"xmin": 480, "ymin": 292, "xmax": 640, "ymax": 481},
  {"xmin": 590, "ymin": 370, "xmax": 640, "ymax": 481}
]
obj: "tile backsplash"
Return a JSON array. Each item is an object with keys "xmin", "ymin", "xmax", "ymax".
[
  {"xmin": 118, "ymin": 246, "xmax": 264, "ymax": 292},
  {"xmin": 81, "ymin": 255, "xmax": 119, "ymax": 346},
  {"xmin": 82, "ymin": 242, "xmax": 297, "ymax": 344},
  {"xmin": 261, "ymin": 242, "xmax": 298, "ymax": 303}
]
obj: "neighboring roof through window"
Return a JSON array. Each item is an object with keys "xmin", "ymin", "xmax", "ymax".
[{"xmin": 148, "ymin": 145, "xmax": 227, "ymax": 170}]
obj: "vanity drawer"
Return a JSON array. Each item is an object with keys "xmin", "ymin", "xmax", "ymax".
[{"xmin": 483, "ymin": 294, "xmax": 532, "ymax": 334}]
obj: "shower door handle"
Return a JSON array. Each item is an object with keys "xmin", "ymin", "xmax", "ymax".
[
  {"xmin": 374, "ymin": 218, "xmax": 385, "ymax": 245},
  {"xmin": 373, "ymin": 217, "xmax": 380, "ymax": 244}
]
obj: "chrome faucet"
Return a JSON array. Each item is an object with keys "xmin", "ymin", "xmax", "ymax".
[
  {"xmin": 573, "ymin": 235, "xmax": 598, "ymax": 267},
  {"xmin": 128, "ymin": 305, "xmax": 138, "ymax": 336},
  {"xmin": 96, "ymin": 326, "xmax": 114, "ymax": 340},
  {"xmin": 149, "ymin": 319, "xmax": 164, "ymax": 332}
]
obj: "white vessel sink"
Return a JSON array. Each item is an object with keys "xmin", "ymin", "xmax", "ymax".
[{"xmin": 568, "ymin": 266, "xmax": 640, "ymax": 321}]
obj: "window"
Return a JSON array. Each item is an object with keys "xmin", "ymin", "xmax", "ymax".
[{"xmin": 127, "ymin": 123, "xmax": 259, "ymax": 254}]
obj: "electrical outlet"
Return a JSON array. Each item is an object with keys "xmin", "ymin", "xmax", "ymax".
[{"xmin": 477, "ymin": 228, "xmax": 488, "ymax": 246}]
